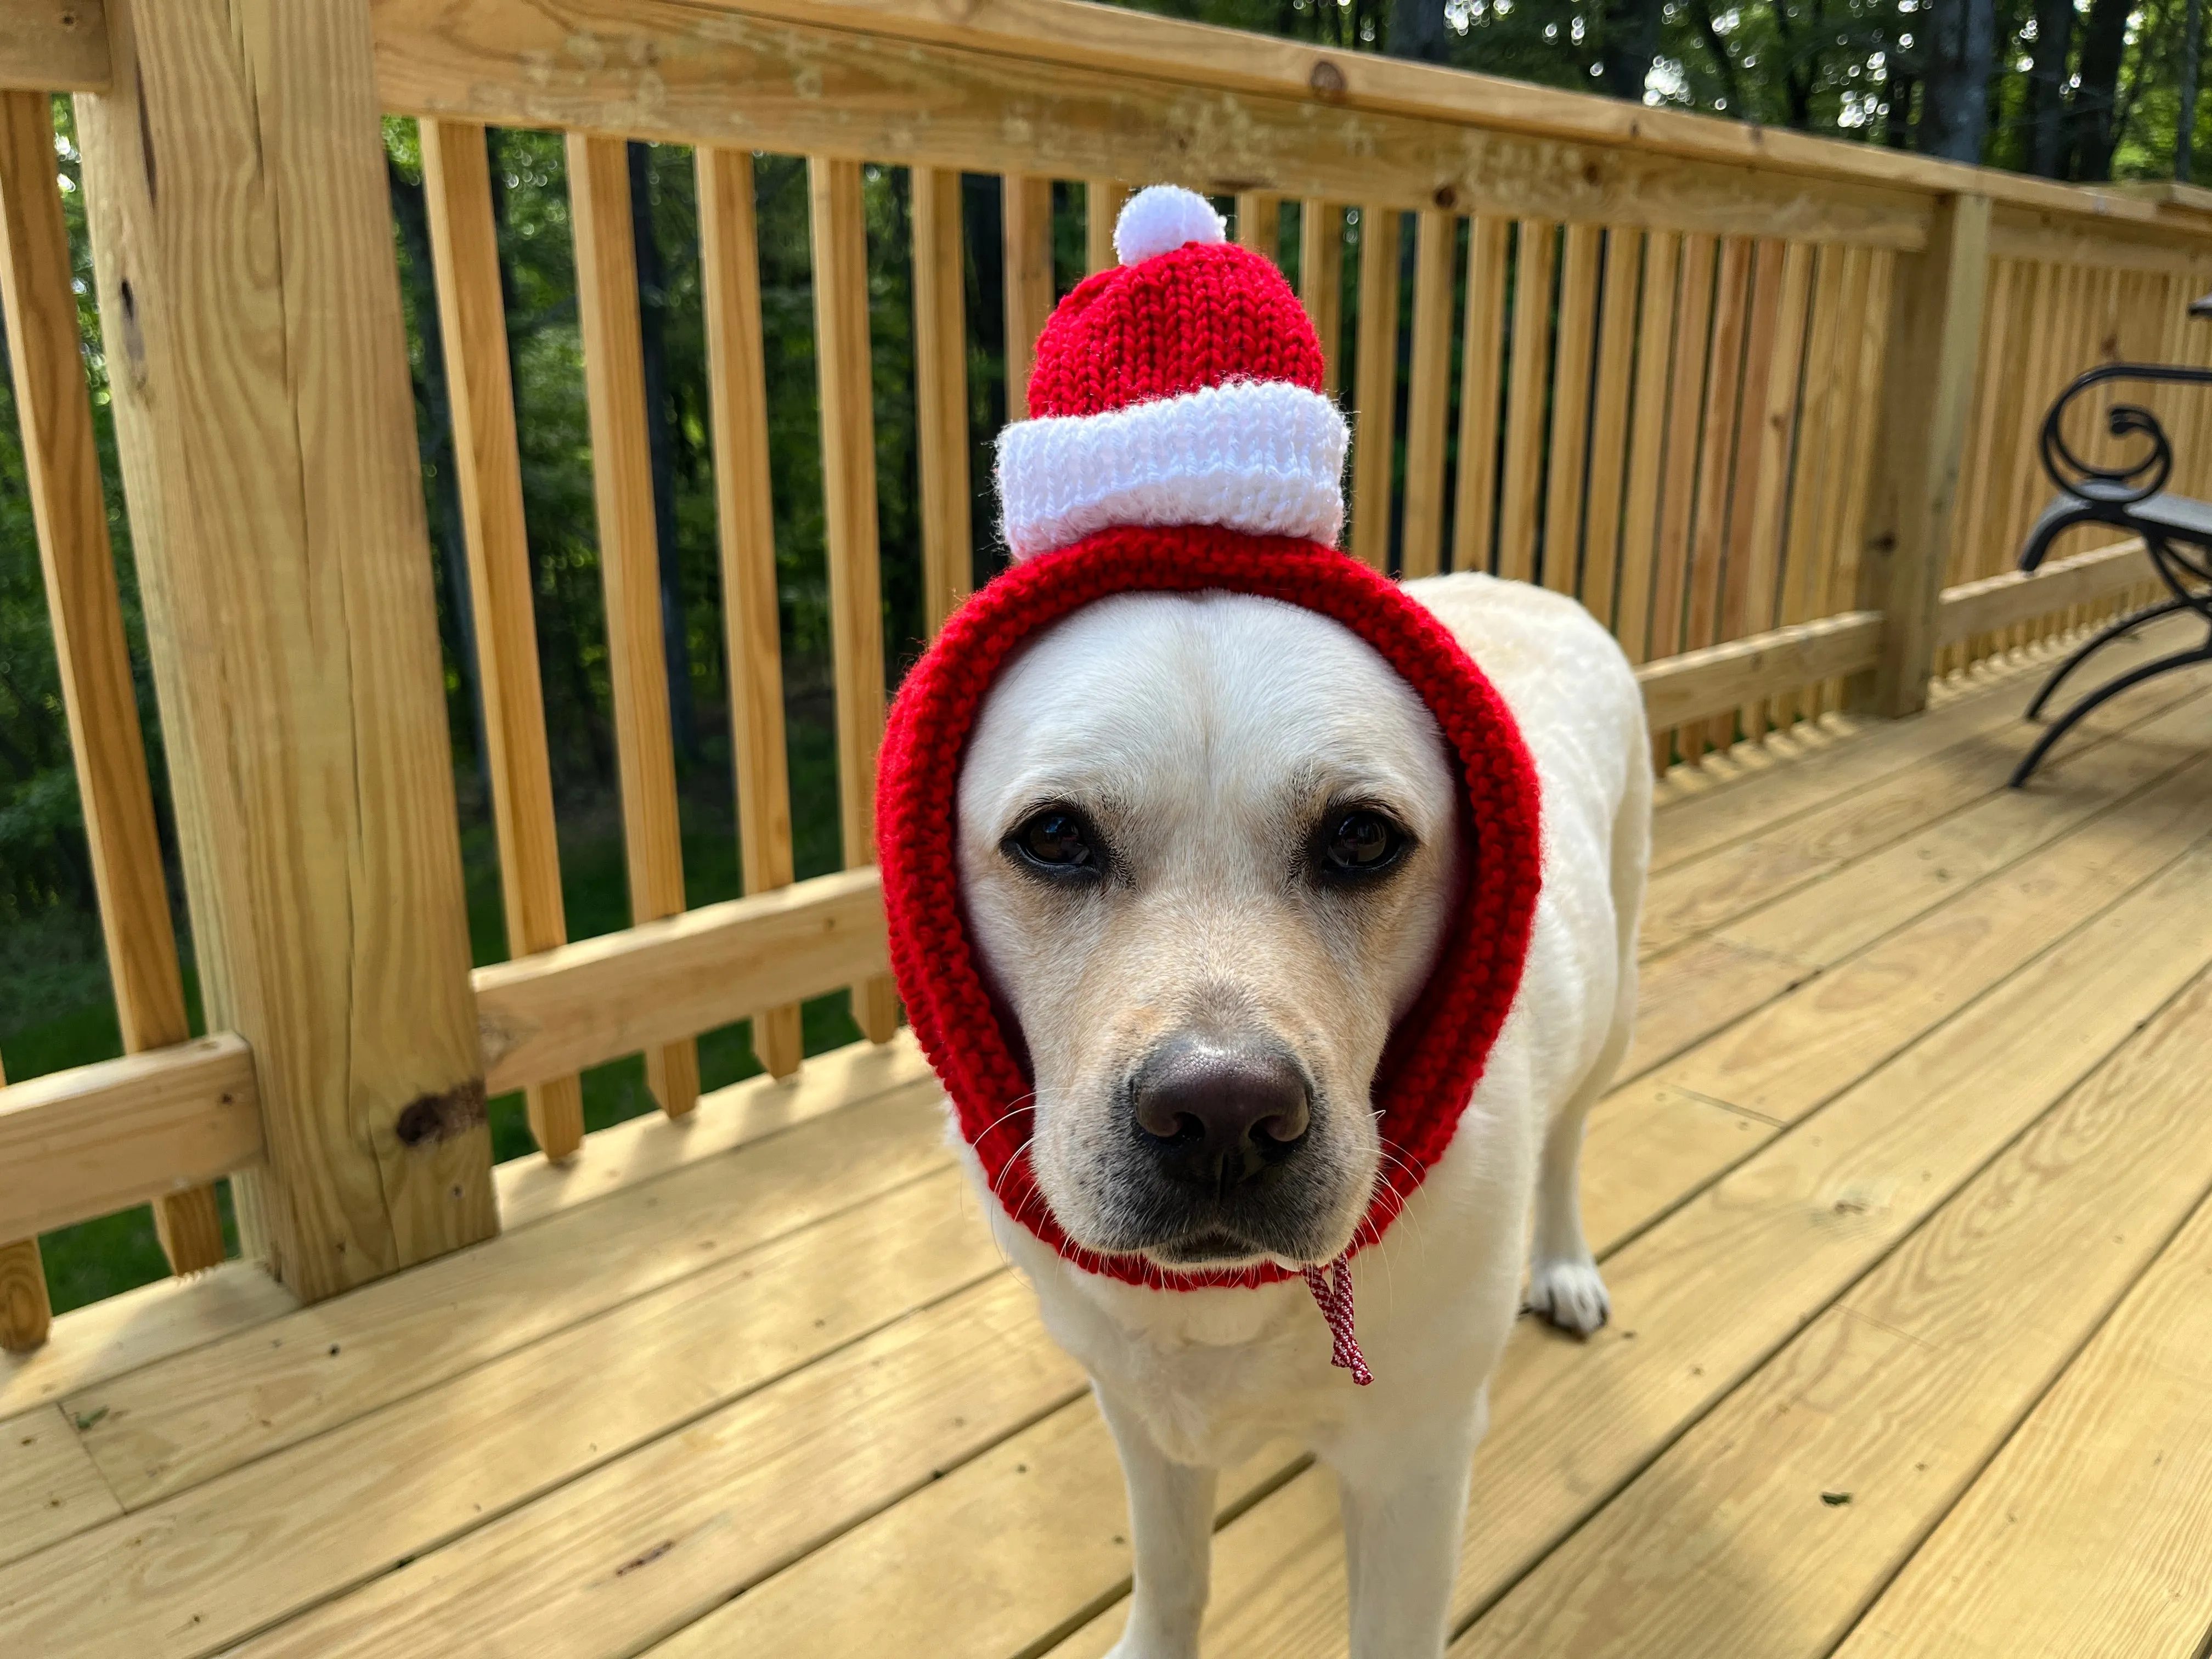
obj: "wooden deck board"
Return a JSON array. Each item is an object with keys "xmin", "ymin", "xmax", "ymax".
[{"xmin": 5, "ymin": 641, "xmax": 2212, "ymax": 1659}]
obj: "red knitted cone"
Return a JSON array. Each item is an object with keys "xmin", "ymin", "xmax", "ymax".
[{"xmin": 874, "ymin": 187, "xmax": 1545, "ymax": 1312}]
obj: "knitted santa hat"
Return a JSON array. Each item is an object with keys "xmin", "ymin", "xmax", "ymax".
[{"xmin": 876, "ymin": 188, "xmax": 1543, "ymax": 1382}]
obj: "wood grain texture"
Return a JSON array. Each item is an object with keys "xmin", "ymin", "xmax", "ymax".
[
  {"xmin": 370, "ymin": 0, "xmax": 1948, "ymax": 250},
  {"xmin": 1636, "ymin": 612, "xmax": 1882, "ymax": 730},
  {"xmin": 1497, "ymin": 219, "xmax": 1556, "ymax": 582},
  {"xmin": 1775, "ymin": 244, "xmax": 1849, "ymax": 720},
  {"xmin": 1458, "ymin": 962, "xmax": 2212, "ymax": 1659},
  {"xmin": 1854, "ymin": 194, "xmax": 1992, "ymax": 715},
  {"xmin": 1649, "ymin": 234, "xmax": 1716, "ymax": 668},
  {"xmin": 698, "ymin": 144, "xmax": 804, "ymax": 1079},
  {"xmin": 568, "ymin": 131, "xmax": 700, "ymax": 1119},
  {"xmin": 1616, "ymin": 229, "xmax": 1681, "ymax": 662},
  {"xmin": 1540, "ymin": 221, "xmax": 1601, "ymax": 594},
  {"xmin": 0, "ymin": 1405, "xmax": 117, "ymax": 1567},
  {"xmin": 0, "ymin": 1238, "xmax": 46, "ymax": 1355},
  {"xmin": 1003, "ymin": 171, "xmax": 1054, "ymax": 417},
  {"xmin": 809, "ymin": 156, "xmax": 901, "ymax": 1043},
  {"xmin": 910, "ymin": 166, "xmax": 973, "ymax": 640},
  {"xmin": 4, "ymin": 1159, "xmax": 992, "ymax": 1658},
  {"xmin": 1348, "ymin": 205, "xmax": 1401, "ymax": 571},
  {"xmin": 421, "ymin": 119, "xmax": 585, "ymax": 1157},
  {"xmin": 0, "ymin": 0, "xmax": 105, "ymax": 92},
  {"xmin": 494, "ymin": 1030, "xmax": 930, "ymax": 1231},
  {"xmin": 1837, "ymin": 1156, "xmax": 2212, "ymax": 1659},
  {"xmin": 0, "ymin": 1259, "xmax": 296, "ymax": 1417},
  {"xmin": 224, "ymin": 1273, "xmax": 1082, "ymax": 1659},
  {"xmin": 1299, "ymin": 201, "xmax": 1343, "ymax": 398},
  {"xmin": 1733, "ymin": 239, "xmax": 1812, "ymax": 737},
  {"xmin": 1397, "ymin": 209, "xmax": 1454, "ymax": 578},
  {"xmin": 1450, "ymin": 215, "xmax": 1510, "ymax": 575},
  {"xmin": 74, "ymin": 0, "xmax": 495, "ymax": 1299},
  {"xmin": 1936, "ymin": 537, "xmax": 2149, "ymax": 643},
  {"xmin": 472, "ymin": 867, "xmax": 889, "ymax": 1096},
  {"xmin": 1578, "ymin": 227, "xmax": 1640, "ymax": 629},
  {"xmin": 1683, "ymin": 236, "xmax": 1752, "ymax": 700},
  {"xmin": 62, "ymin": 1084, "xmax": 952, "ymax": 1516},
  {"xmin": 0, "ymin": 1035, "xmax": 262, "ymax": 1242}
]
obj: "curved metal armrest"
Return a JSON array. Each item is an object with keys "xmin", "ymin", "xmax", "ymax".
[{"xmin": 2041, "ymin": 362, "xmax": 2212, "ymax": 511}]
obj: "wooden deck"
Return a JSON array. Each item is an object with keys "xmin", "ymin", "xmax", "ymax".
[{"xmin": 7, "ymin": 622, "xmax": 2212, "ymax": 1658}]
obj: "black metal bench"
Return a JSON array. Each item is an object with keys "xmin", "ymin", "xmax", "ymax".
[{"xmin": 2009, "ymin": 351, "xmax": 2212, "ymax": 787}]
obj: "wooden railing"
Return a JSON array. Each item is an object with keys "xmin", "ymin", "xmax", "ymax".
[{"xmin": 1, "ymin": 0, "xmax": 2209, "ymax": 1353}]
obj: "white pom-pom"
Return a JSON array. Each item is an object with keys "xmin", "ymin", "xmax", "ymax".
[{"xmin": 1114, "ymin": 185, "xmax": 1226, "ymax": 266}]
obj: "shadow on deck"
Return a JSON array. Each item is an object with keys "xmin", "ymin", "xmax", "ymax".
[{"xmin": 7, "ymin": 617, "xmax": 2212, "ymax": 1658}]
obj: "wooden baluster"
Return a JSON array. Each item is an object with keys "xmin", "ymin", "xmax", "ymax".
[
  {"xmin": 1541, "ymin": 223, "xmax": 1602, "ymax": 595},
  {"xmin": 1617, "ymin": 229, "xmax": 1682, "ymax": 668},
  {"xmin": 1498, "ymin": 219, "xmax": 1559, "ymax": 583},
  {"xmin": 0, "ymin": 88, "xmax": 225, "ymax": 1272},
  {"xmin": 1650, "ymin": 235, "xmax": 1717, "ymax": 664},
  {"xmin": 1775, "ymin": 244, "xmax": 1849, "ymax": 724},
  {"xmin": 1854, "ymin": 199, "xmax": 1990, "ymax": 716},
  {"xmin": 0, "ymin": 1041, "xmax": 50, "ymax": 1351},
  {"xmin": 1349, "ymin": 205, "xmax": 1402, "ymax": 571},
  {"xmin": 1086, "ymin": 179, "xmax": 1126, "ymax": 275},
  {"xmin": 1733, "ymin": 239, "xmax": 1813, "ymax": 742},
  {"xmin": 1399, "ymin": 210, "xmax": 1456, "ymax": 579},
  {"xmin": 1451, "ymin": 216, "xmax": 1511, "ymax": 577},
  {"xmin": 810, "ymin": 157, "xmax": 900, "ymax": 1045},
  {"xmin": 1236, "ymin": 191, "xmax": 1280, "ymax": 260},
  {"xmin": 1300, "ymin": 201, "xmax": 1344, "ymax": 399},
  {"xmin": 1954, "ymin": 258, "xmax": 2018, "ymax": 674},
  {"xmin": 1684, "ymin": 238, "xmax": 1754, "ymax": 757},
  {"xmin": 911, "ymin": 167, "xmax": 973, "ymax": 640},
  {"xmin": 1579, "ymin": 228, "xmax": 1642, "ymax": 634},
  {"xmin": 420, "ymin": 120, "xmax": 585, "ymax": 1158},
  {"xmin": 1002, "ymin": 173, "xmax": 1054, "ymax": 417},
  {"xmin": 568, "ymin": 133, "xmax": 699, "ymax": 1118},
  {"xmin": 77, "ymin": 0, "xmax": 496, "ymax": 1300},
  {"xmin": 699, "ymin": 146, "xmax": 804, "ymax": 1080},
  {"xmin": 1829, "ymin": 247, "xmax": 1899, "ymax": 704},
  {"xmin": 1813, "ymin": 246, "xmax": 1880, "ymax": 713}
]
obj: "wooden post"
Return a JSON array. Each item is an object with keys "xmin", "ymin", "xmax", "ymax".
[
  {"xmin": 1852, "ymin": 193, "xmax": 1993, "ymax": 716},
  {"xmin": 73, "ymin": 0, "xmax": 497, "ymax": 1302},
  {"xmin": 419, "ymin": 120, "xmax": 586, "ymax": 1160},
  {"xmin": 699, "ymin": 145, "xmax": 805, "ymax": 1080},
  {"xmin": 811, "ymin": 157, "xmax": 900, "ymax": 1044},
  {"xmin": 0, "ymin": 88, "xmax": 224, "ymax": 1272}
]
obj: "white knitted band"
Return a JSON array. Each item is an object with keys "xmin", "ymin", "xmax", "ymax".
[{"xmin": 997, "ymin": 380, "xmax": 1348, "ymax": 561}]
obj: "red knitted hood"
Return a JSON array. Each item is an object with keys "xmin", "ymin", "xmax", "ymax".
[{"xmin": 874, "ymin": 526, "xmax": 1543, "ymax": 1293}]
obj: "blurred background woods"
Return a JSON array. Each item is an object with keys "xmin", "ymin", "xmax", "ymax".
[{"xmin": 2, "ymin": 0, "xmax": 2205, "ymax": 1306}]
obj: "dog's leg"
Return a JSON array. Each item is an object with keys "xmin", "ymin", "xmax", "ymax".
[
  {"xmin": 1331, "ymin": 1387, "xmax": 1488, "ymax": 1659},
  {"xmin": 1094, "ymin": 1380, "xmax": 1217, "ymax": 1659}
]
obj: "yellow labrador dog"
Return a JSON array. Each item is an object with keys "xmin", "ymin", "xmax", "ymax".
[{"xmin": 952, "ymin": 572, "xmax": 1649, "ymax": 1658}]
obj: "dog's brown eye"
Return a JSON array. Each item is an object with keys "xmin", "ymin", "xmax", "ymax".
[
  {"xmin": 1319, "ymin": 810, "xmax": 1407, "ymax": 878},
  {"xmin": 1008, "ymin": 809, "xmax": 1101, "ymax": 880}
]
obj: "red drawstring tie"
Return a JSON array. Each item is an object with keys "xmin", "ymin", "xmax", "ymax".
[{"xmin": 1302, "ymin": 1256, "xmax": 1373, "ymax": 1385}]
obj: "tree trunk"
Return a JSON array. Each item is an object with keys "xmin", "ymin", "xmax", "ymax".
[
  {"xmin": 2025, "ymin": 0, "xmax": 2076, "ymax": 175},
  {"xmin": 2181, "ymin": 0, "xmax": 2204, "ymax": 180},
  {"xmin": 1600, "ymin": 0, "xmax": 1667, "ymax": 99},
  {"xmin": 625, "ymin": 140, "xmax": 697, "ymax": 766},
  {"xmin": 1386, "ymin": 0, "xmax": 1451, "ymax": 61},
  {"xmin": 2070, "ymin": 0, "xmax": 2133, "ymax": 179},
  {"xmin": 1918, "ymin": 0, "xmax": 1996, "ymax": 160}
]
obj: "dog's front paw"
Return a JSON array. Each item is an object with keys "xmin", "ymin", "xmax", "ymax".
[{"xmin": 1526, "ymin": 1256, "xmax": 1610, "ymax": 1336}]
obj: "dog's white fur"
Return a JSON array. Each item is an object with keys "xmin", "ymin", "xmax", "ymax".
[{"xmin": 953, "ymin": 572, "xmax": 1650, "ymax": 1658}]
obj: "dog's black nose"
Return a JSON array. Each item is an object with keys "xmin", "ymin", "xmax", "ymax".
[{"xmin": 1131, "ymin": 1039, "xmax": 1311, "ymax": 1191}]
